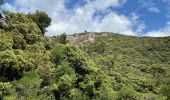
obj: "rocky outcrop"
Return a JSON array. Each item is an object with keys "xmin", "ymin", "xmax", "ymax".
[
  {"xmin": 0, "ymin": 12, "xmax": 6, "ymax": 25},
  {"xmin": 66, "ymin": 32, "xmax": 96, "ymax": 45}
]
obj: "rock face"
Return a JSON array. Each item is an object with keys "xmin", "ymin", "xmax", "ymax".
[
  {"xmin": 0, "ymin": 12, "xmax": 5, "ymax": 19},
  {"xmin": 66, "ymin": 32, "xmax": 95, "ymax": 45},
  {"xmin": 0, "ymin": 12, "xmax": 6, "ymax": 25}
]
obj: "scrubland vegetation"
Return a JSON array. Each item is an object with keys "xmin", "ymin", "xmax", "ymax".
[{"xmin": 0, "ymin": 11, "xmax": 169, "ymax": 100}]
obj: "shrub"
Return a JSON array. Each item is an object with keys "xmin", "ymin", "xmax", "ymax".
[
  {"xmin": 12, "ymin": 33, "xmax": 26, "ymax": 49},
  {"xmin": 0, "ymin": 82, "xmax": 16, "ymax": 99},
  {"xmin": 0, "ymin": 50, "xmax": 34, "ymax": 81},
  {"xmin": 12, "ymin": 71, "xmax": 42, "ymax": 99},
  {"xmin": 116, "ymin": 86, "xmax": 139, "ymax": 100}
]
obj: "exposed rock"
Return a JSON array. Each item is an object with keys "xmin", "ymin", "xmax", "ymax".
[
  {"xmin": 66, "ymin": 32, "xmax": 96, "ymax": 45},
  {"xmin": 0, "ymin": 12, "xmax": 6, "ymax": 25}
]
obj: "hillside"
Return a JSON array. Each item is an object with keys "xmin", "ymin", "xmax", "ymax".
[
  {"xmin": 65, "ymin": 32, "xmax": 170, "ymax": 99},
  {"xmin": 0, "ymin": 11, "xmax": 170, "ymax": 100},
  {"xmin": 79, "ymin": 32, "xmax": 170, "ymax": 92}
]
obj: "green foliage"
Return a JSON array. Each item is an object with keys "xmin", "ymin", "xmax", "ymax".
[
  {"xmin": 149, "ymin": 64, "xmax": 166, "ymax": 76},
  {"xmin": 0, "ymin": 11, "xmax": 55, "ymax": 99},
  {"xmin": 0, "ymin": 50, "xmax": 34, "ymax": 81},
  {"xmin": 25, "ymin": 33, "xmax": 40, "ymax": 44},
  {"xmin": 12, "ymin": 33, "xmax": 26, "ymax": 49},
  {"xmin": 27, "ymin": 10, "xmax": 51, "ymax": 35},
  {"xmin": 160, "ymin": 69, "xmax": 170, "ymax": 99},
  {"xmin": 44, "ymin": 37, "xmax": 54, "ymax": 50},
  {"xmin": 12, "ymin": 71, "xmax": 42, "ymax": 99},
  {"xmin": 51, "ymin": 44, "xmax": 115, "ymax": 99},
  {"xmin": 0, "ymin": 82, "xmax": 16, "ymax": 99},
  {"xmin": 139, "ymin": 93, "xmax": 166, "ymax": 100},
  {"xmin": 0, "ymin": 12, "xmax": 169, "ymax": 100},
  {"xmin": 96, "ymin": 84, "xmax": 116, "ymax": 100},
  {"xmin": 53, "ymin": 61, "xmax": 77, "ymax": 98},
  {"xmin": 82, "ymin": 32, "xmax": 170, "ymax": 99},
  {"xmin": 0, "ymin": 30, "xmax": 13, "ymax": 51},
  {"xmin": 2, "ymin": 11, "xmax": 41, "ymax": 45},
  {"xmin": 116, "ymin": 86, "xmax": 139, "ymax": 100},
  {"xmin": 59, "ymin": 33, "xmax": 68, "ymax": 44},
  {"xmin": 86, "ymin": 41, "xmax": 106, "ymax": 54}
]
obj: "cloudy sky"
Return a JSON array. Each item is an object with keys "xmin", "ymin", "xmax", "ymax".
[{"xmin": 1, "ymin": 0, "xmax": 170, "ymax": 37}]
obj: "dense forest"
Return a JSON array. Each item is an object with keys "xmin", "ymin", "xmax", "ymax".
[{"xmin": 0, "ymin": 11, "xmax": 170, "ymax": 100}]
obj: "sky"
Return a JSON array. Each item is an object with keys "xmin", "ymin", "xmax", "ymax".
[{"xmin": 1, "ymin": 0, "xmax": 170, "ymax": 37}]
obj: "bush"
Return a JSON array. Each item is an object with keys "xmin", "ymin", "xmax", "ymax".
[
  {"xmin": 51, "ymin": 44, "xmax": 114, "ymax": 99},
  {"xmin": 0, "ymin": 82, "xmax": 16, "ymax": 99},
  {"xmin": 0, "ymin": 50, "xmax": 34, "ymax": 81},
  {"xmin": 59, "ymin": 33, "xmax": 68, "ymax": 44},
  {"xmin": 12, "ymin": 33, "xmax": 26, "ymax": 49},
  {"xmin": 149, "ymin": 64, "xmax": 166, "ymax": 76},
  {"xmin": 12, "ymin": 71, "xmax": 42, "ymax": 99},
  {"xmin": 0, "ymin": 30, "xmax": 13, "ymax": 51},
  {"xmin": 116, "ymin": 86, "xmax": 139, "ymax": 100}
]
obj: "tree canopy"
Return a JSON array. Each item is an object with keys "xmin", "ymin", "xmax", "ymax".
[{"xmin": 27, "ymin": 10, "xmax": 51, "ymax": 35}]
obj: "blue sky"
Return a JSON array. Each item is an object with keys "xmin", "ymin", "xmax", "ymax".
[{"xmin": 1, "ymin": 0, "xmax": 170, "ymax": 37}]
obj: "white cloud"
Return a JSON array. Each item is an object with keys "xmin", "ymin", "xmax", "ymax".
[
  {"xmin": 144, "ymin": 22, "xmax": 170, "ymax": 37},
  {"xmin": 138, "ymin": 0, "xmax": 160, "ymax": 13},
  {"xmin": 129, "ymin": 13, "xmax": 146, "ymax": 35},
  {"xmin": 1, "ymin": 0, "xmax": 138, "ymax": 36},
  {"xmin": 162, "ymin": 0, "xmax": 170, "ymax": 18},
  {"xmin": 130, "ymin": 13, "xmax": 140, "ymax": 22},
  {"xmin": 144, "ymin": 32, "xmax": 169, "ymax": 37},
  {"xmin": 2, "ymin": 0, "xmax": 169, "ymax": 37},
  {"xmin": 136, "ymin": 23, "xmax": 146, "ymax": 34},
  {"xmin": 93, "ymin": 13, "xmax": 134, "ymax": 34},
  {"xmin": 148, "ymin": 7, "xmax": 160, "ymax": 13},
  {"xmin": 0, "ymin": 3, "xmax": 17, "ymax": 12}
]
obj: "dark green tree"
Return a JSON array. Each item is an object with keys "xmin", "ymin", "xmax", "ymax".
[
  {"xmin": 59, "ymin": 33, "xmax": 68, "ymax": 44},
  {"xmin": 51, "ymin": 44, "xmax": 115, "ymax": 99},
  {"xmin": 27, "ymin": 10, "xmax": 51, "ymax": 35}
]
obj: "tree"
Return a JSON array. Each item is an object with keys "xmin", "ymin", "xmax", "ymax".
[
  {"xmin": 51, "ymin": 44, "xmax": 115, "ymax": 99},
  {"xmin": 59, "ymin": 33, "xmax": 68, "ymax": 44},
  {"xmin": 2, "ymin": 11, "xmax": 41, "ymax": 45},
  {"xmin": 27, "ymin": 10, "xmax": 51, "ymax": 35}
]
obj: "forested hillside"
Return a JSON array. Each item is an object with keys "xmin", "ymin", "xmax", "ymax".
[{"xmin": 0, "ymin": 11, "xmax": 170, "ymax": 100}]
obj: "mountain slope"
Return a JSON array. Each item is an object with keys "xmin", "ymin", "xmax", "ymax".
[
  {"xmin": 78, "ymin": 32, "xmax": 170, "ymax": 99},
  {"xmin": 0, "ymin": 11, "xmax": 169, "ymax": 100}
]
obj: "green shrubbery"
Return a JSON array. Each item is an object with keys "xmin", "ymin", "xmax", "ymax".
[
  {"xmin": 82, "ymin": 33, "xmax": 170, "ymax": 99},
  {"xmin": 51, "ymin": 44, "xmax": 115, "ymax": 99},
  {"xmin": 0, "ymin": 11, "xmax": 169, "ymax": 100}
]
